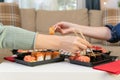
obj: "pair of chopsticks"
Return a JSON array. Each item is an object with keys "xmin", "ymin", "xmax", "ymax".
[{"xmin": 73, "ymin": 30, "xmax": 96, "ymax": 57}]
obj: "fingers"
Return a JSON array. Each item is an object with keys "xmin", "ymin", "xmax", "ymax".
[
  {"xmin": 77, "ymin": 37, "xmax": 92, "ymax": 48},
  {"xmin": 73, "ymin": 40, "xmax": 87, "ymax": 50},
  {"xmin": 71, "ymin": 37, "xmax": 92, "ymax": 53},
  {"xmin": 49, "ymin": 25, "xmax": 64, "ymax": 34},
  {"xmin": 53, "ymin": 22, "xmax": 73, "ymax": 34},
  {"xmin": 61, "ymin": 35, "xmax": 91, "ymax": 53},
  {"xmin": 52, "ymin": 24, "xmax": 63, "ymax": 33},
  {"xmin": 74, "ymin": 37, "xmax": 92, "ymax": 48},
  {"xmin": 54, "ymin": 26, "xmax": 66, "ymax": 34},
  {"xmin": 60, "ymin": 36, "xmax": 92, "ymax": 53}
]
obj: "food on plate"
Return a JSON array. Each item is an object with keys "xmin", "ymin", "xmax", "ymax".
[
  {"xmin": 92, "ymin": 46, "xmax": 107, "ymax": 53},
  {"xmin": 52, "ymin": 51, "xmax": 60, "ymax": 59},
  {"xmin": 69, "ymin": 46, "xmax": 109, "ymax": 63},
  {"xmin": 45, "ymin": 52, "xmax": 52, "ymax": 60},
  {"xmin": 75, "ymin": 56, "xmax": 90, "ymax": 63},
  {"xmin": 17, "ymin": 49, "xmax": 29, "ymax": 53},
  {"xmin": 69, "ymin": 53, "xmax": 90, "ymax": 63},
  {"xmin": 24, "ymin": 55, "xmax": 36, "ymax": 62},
  {"xmin": 32, "ymin": 52, "xmax": 45, "ymax": 61},
  {"xmin": 69, "ymin": 56, "xmax": 75, "ymax": 60},
  {"xmin": 49, "ymin": 26, "xmax": 55, "ymax": 35},
  {"xmin": 21, "ymin": 50, "xmax": 61, "ymax": 62}
]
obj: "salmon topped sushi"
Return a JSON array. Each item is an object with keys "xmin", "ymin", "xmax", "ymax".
[
  {"xmin": 45, "ymin": 52, "xmax": 52, "ymax": 60},
  {"xmin": 32, "ymin": 52, "xmax": 45, "ymax": 61},
  {"xmin": 52, "ymin": 51, "xmax": 60, "ymax": 59},
  {"xmin": 49, "ymin": 26, "xmax": 55, "ymax": 35}
]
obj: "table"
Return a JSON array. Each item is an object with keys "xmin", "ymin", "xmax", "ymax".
[{"xmin": 0, "ymin": 60, "xmax": 119, "ymax": 80}]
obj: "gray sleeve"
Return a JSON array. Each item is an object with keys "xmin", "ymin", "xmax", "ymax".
[{"xmin": 0, "ymin": 24, "xmax": 37, "ymax": 50}]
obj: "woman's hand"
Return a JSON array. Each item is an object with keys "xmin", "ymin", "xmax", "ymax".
[
  {"xmin": 54, "ymin": 21, "xmax": 80, "ymax": 34},
  {"xmin": 58, "ymin": 36, "xmax": 92, "ymax": 53},
  {"xmin": 36, "ymin": 34, "xmax": 92, "ymax": 53}
]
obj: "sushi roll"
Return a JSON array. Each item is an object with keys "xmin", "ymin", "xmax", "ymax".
[
  {"xmin": 52, "ymin": 51, "xmax": 60, "ymax": 59},
  {"xmin": 75, "ymin": 55, "xmax": 90, "ymax": 63},
  {"xmin": 32, "ymin": 52, "xmax": 45, "ymax": 61},
  {"xmin": 49, "ymin": 26, "xmax": 55, "ymax": 35},
  {"xmin": 36, "ymin": 52, "xmax": 45, "ymax": 61},
  {"xmin": 45, "ymin": 52, "xmax": 52, "ymax": 60},
  {"xmin": 24, "ymin": 55, "xmax": 36, "ymax": 62}
]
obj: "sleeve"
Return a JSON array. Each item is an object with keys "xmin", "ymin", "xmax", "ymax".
[
  {"xmin": 105, "ymin": 23, "xmax": 120, "ymax": 43},
  {"xmin": 0, "ymin": 23, "xmax": 37, "ymax": 50}
]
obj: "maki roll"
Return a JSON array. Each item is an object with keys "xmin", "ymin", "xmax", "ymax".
[{"xmin": 45, "ymin": 52, "xmax": 52, "ymax": 60}]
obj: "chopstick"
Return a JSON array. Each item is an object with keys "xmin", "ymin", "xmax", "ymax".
[
  {"xmin": 79, "ymin": 31, "xmax": 96, "ymax": 57},
  {"xmin": 73, "ymin": 30, "xmax": 96, "ymax": 57}
]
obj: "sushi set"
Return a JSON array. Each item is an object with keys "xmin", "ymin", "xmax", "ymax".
[
  {"xmin": 69, "ymin": 51, "xmax": 117, "ymax": 67},
  {"xmin": 4, "ymin": 45, "xmax": 118, "ymax": 67},
  {"xmin": 68, "ymin": 46, "xmax": 118, "ymax": 67},
  {"xmin": 4, "ymin": 49, "xmax": 65, "ymax": 67}
]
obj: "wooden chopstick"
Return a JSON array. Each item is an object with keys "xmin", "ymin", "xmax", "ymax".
[
  {"xmin": 73, "ymin": 30, "xmax": 85, "ymax": 55},
  {"xmin": 79, "ymin": 31, "xmax": 96, "ymax": 57},
  {"xmin": 73, "ymin": 30, "xmax": 96, "ymax": 57}
]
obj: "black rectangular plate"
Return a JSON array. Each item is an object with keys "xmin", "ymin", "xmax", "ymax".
[
  {"xmin": 15, "ymin": 57, "xmax": 65, "ymax": 67},
  {"xmin": 69, "ymin": 56, "xmax": 118, "ymax": 67}
]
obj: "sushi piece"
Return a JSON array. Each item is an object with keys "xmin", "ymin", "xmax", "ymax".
[
  {"xmin": 35, "ymin": 52, "xmax": 45, "ymax": 61},
  {"xmin": 52, "ymin": 51, "xmax": 60, "ymax": 59},
  {"xmin": 69, "ymin": 56, "xmax": 75, "ymax": 60},
  {"xmin": 92, "ymin": 46, "xmax": 107, "ymax": 53},
  {"xmin": 45, "ymin": 52, "xmax": 52, "ymax": 60},
  {"xmin": 69, "ymin": 53, "xmax": 90, "ymax": 63},
  {"xmin": 49, "ymin": 26, "xmax": 55, "ymax": 35},
  {"xmin": 75, "ymin": 55, "xmax": 90, "ymax": 63},
  {"xmin": 24, "ymin": 55, "xmax": 36, "ymax": 62},
  {"xmin": 31, "ymin": 52, "xmax": 45, "ymax": 61}
]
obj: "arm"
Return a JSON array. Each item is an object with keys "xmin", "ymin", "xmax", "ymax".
[
  {"xmin": 54, "ymin": 22, "xmax": 112, "ymax": 41},
  {"xmin": 0, "ymin": 23, "xmax": 91, "ymax": 53},
  {"xmin": 35, "ymin": 34, "xmax": 92, "ymax": 53},
  {"xmin": 74, "ymin": 25, "xmax": 111, "ymax": 41}
]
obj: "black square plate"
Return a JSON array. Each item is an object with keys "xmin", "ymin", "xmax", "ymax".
[
  {"xmin": 15, "ymin": 56, "xmax": 65, "ymax": 67},
  {"xmin": 69, "ymin": 56, "xmax": 118, "ymax": 67}
]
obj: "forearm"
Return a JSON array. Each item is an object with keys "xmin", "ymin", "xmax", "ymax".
[
  {"xmin": 74, "ymin": 25, "xmax": 111, "ymax": 40},
  {"xmin": 0, "ymin": 25, "xmax": 59, "ymax": 50},
  {"xmin": 35, "ymin": 34, "xmax": 61, "ymax": 50},
  {"xmin": 35, "ymin": 34, "xmax": 92, "ymax": 52}
]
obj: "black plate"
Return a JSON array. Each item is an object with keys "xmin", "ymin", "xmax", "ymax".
[
  {"xmin": 15, "ymin": 56, "xmax": 65, "ymax": 67},
  {"xmin": 11, "ymin": 49, "xmax": 65, "ymax": 67},
  {"xmin": 69, "ymin": 56, "xmax": 118, "ymax": 67}
]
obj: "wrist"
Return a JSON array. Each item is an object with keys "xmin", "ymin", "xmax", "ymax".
[
  {"xmin": 71, "ymin": 24, "xmax": 82, "ymax": 33},
  {"xmin": 35, "ymin": 34, "xmax": 61, "ymax": 50}
]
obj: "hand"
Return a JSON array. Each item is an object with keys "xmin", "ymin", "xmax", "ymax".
[
  {"xmin": 54, "ymin": 21, "xmax": 79, "ymax": 34},
  {"xmin": 35, "ymin": 34, "xmax": 91, "ymax": 54},
  {"xmin": 59, "ymin": 36, "xmax": 92, "ymax": 53}
]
